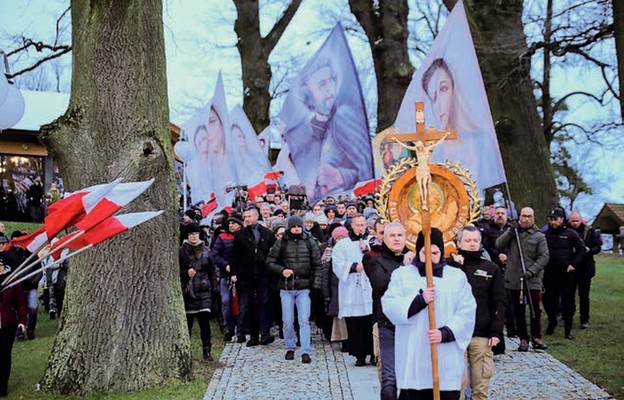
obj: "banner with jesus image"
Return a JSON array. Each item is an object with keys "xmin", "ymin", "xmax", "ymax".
[
  {"xmin": 395, "ymin": 0, "xmax": 506, "ymax": 190},
  {"xmin": 274, "ymin": 24, "xmax": 374, "ymax": 202}
]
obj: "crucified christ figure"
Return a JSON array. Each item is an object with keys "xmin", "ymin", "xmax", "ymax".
[{"xmin": 393, "ymin": 132, "xmax": 450, "ymax": 210}]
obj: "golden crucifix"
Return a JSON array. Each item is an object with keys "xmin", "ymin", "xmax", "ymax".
[{"xmin": 391, "ymin": 101, "xmax": 457, "ymax": 400}]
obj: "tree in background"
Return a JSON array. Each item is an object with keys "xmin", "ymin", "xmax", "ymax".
[
  {"xmin": 38, "ymin": 1, "xmax": 190, "ymax": 394},
  {"xmin": 349, "ymin": 0, "xmax": 414, "ymax": 131},
  {"xmin": 233, "ymin": 0, "xmax": 302, "ymax": 133}
]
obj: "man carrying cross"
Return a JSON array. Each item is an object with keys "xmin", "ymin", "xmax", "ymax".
[{"xmin": 382, "ymin": 228, "xmax": 475, "ymax": 400}]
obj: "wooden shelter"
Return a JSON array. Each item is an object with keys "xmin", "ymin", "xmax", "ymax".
[{"xmin": 592, "ymin": 203, "xmax": 624, "ymax": 254}]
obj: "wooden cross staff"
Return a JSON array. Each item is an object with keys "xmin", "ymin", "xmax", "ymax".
[{"xmin": 392, "ymin": 102, "xmax": 457, "ymax": 400}]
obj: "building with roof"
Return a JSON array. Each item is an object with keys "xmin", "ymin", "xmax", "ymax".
[{"xmin": 593, "ymin": 203, "xmax": 624, "ymax": 254}]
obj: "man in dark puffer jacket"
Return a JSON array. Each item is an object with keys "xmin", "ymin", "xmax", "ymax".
[
  {"xmin": 180, "ymin": 223, "xmax": 217, "ymax": 361},
  {"xmin": 449, "ymin": 225, "xmax": 505, "ymax": 400},
  {"xmin": 267, "ymin": 215, "xmax": 322, "ymax": 364}
]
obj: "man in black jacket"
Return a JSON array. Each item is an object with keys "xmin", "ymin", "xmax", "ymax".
[
  {"xmin": 450, "ymin": 225, "xmax": 505, "ymax": 400},
  {"xmin": 230, "ymin": 207, "xmax": 277, "ymax": 346},
  {"xmin": 364, "ymin": 221, "xmax": 412, "ymax": 400},
  {"xmin": 568, "ymin": 211, "xmax": 602, "ymax": 329},
  {"xmin": 267, "ymin": 215, "xmax": 322, "ymax": 364},
  {"xmin": 543, "ymin": 207, "xmax": 586, "ymax": 340}
]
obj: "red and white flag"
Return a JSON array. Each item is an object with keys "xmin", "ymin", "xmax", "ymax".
[
  {"xmin": 264, "ymin": 171, "xmax": 282, "ymax": 181},
  {"xmin": 49, "ymin": 211, "xmax": 164, "ymax": 259},
  {"xmin": 75, "ymin": 179, "xmax": 155, "ymax": 231},
  {"xmin": 353, "ymin": 179, "xmax": 383, "ymax": 197},
  {"xmin": 247, "ymin": 180, "xmax": 267, "ymax": 200},
  {"xmin": 201, "ymin": 193, "xmax": 218, "ymax": 217},
  {"xmin": 7, "ymin": 179, "xmax": 122, "ymax": 252}
]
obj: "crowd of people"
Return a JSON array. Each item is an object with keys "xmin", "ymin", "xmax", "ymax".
[
  {"xmin": 0, "ymin": 186, "xmax": 604, "ymax": 399},
  {"xmin": 176, "ymin": 186, "xmax": 604, "ymax": 400}
]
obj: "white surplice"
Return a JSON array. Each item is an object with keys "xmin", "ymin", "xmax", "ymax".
[{"xmin": 332, "ymin": 237, "xmax": 373, "ymax": 319}]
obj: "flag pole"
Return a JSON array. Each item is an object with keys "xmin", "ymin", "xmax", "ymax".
[
  {"xmin": 0, "ymin": 244, "xmax": 93, "ymax": 293},
  {"xmin": 4, "ymin": 231, "xmax": 86, "ymax": 285}
]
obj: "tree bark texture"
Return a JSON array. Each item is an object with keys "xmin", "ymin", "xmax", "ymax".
[
  {"xmin": 39, "ymin": 0, "xmax": 191, "ymax": 394},
  {"xmin": 234, "ymin": 0, "xmax": 302, "ymax": 133},
  {"xmin": 613, "ymin": 0, "xmax": 624, "ymax": 122},
  {"xmin": 349, "ymin": 0, "xmax": 414, "ymax": 131},
  {"xmin": 445, "ymin": 0, "xmax": 557, "ymax": 218}
]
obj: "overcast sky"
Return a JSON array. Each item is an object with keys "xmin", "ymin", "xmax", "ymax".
[{"xmin": 1, "ymin": 0, "xmax": 622, "ymax": 221}]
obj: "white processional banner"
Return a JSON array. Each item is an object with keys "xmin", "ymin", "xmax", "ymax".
[{"xmin": 395, "ymin": 0, "xmax": 506, "ymax": 190}]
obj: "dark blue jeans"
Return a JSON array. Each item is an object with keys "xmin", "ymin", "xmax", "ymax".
[
  {"xmin": 379, "ymin": 324, "xmax": 397, "ymax": 400},
  {"xmin": 220, "ymin": 278, "xmax": 236, "ymax": 334},
  {"xmin": 237, "ymin": 277, "xmax": 271, "ymax": 339}
]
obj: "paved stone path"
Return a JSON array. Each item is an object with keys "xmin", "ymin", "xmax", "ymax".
[{"xmin": 205, "ymin": 330, "xmax": 613, "ymax": 400}]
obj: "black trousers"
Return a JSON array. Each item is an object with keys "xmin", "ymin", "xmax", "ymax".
[
  {"xmin": 0, "ymin": 326, "xmax": 17, "ymax": 395},
  {"xmin": 345, "ymin": 314, "xmax": 373, "ymax": 360},
  {"xmin": 577, "ymin": 274, "xmax": 592, "ymax": 324},
  {"xmin": 543, "ymin": 272, "xmax": 577, "ymax": 332},
  {"xmin": 398, "ymin": 389, "xmax": 460, "ymax": 400},
  {"xmin": 187, "ymin": 311, "xmax": 212, "ymax": 349}
]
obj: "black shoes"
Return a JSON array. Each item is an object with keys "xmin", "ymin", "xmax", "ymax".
[
  {"xmin": 285, "ymin": 350, "xmax": 295, "ymax": 360},
  {"xmin": 545, "ymin": 322, "xmax": 557, "ymax": 335},
  {"xmin": 369, "ymin": 355, "xmax": 377, "ymax": 365},
  {"xmin": 236, "ymin": 335, "xmax": 246, "ymax": 343},
  {"xmin": 224, "ymin": 332, "xmax": 234, "ymax": 342},
  {"xmin": 518, "ymin": 340, "xmax": 529, "ymax": 352},
  {"xmin": 246, "ymin": 338, "xmax": 260, "ymax": 347},
  {"xmin": 301, "ymin": 354, "xmax": 311, "ymax": 364},
  {"xmin": 260, "ymin": 335, "xmax": 275, "ymax": 345},
  {"xmin": 355, "ymin": 358, "xmax": 366, "ymax": 367},
  {"xmin": 532, "ymin": 338, "xmax": 547, "ymax": 350},
  {"xmin": 340, "ymin": 341, "xmax": 349, "ymax": 353},
  {"xmin": 564, "ymin": 332, "xmax": 574, "ymax": 340}
]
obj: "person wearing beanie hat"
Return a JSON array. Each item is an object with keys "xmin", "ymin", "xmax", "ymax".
[
  {"xmin": 180, "ymin": 220, "xmax": 216, "ymax": 361},
  {"xmin": 267, "ymin": 212, "xmax": 322, "ymax": 364},
  {"xmin": 363, "ymin": 206, "xmax": 378, "ymax": 220},
  {"xmin": 332, "ymin": 214, "xmax": 375, "ymax": 367},
  {"xmin": 448, "ymin": 225, "xmax": 506, "ymax": 399},
  {"xmin": 382, "ymin": 226, "xmax": 476, "ymax": 398},
  {"xmin": 227, "ymin": 213, "xmax": 244, "ymax": 228},
  {"xmin": 212, "ymin": 213, "xmax": 244, "ymax": 342}
]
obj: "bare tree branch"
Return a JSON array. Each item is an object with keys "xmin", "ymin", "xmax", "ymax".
[
  {"xmin": 263, "ymin": 0, "xmax": 303, "ymax": 54},
  {"xmin": 7, "ymin": 46, "xmax": 72, "ymax": 79}
]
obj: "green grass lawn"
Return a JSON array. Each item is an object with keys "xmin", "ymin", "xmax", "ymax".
[
  {"xmin": 2, "ymin": 221, "xmax": 42, "ymax": 236},
  {"xmin": 545, "ymin": 254, "xmax": 624, "ymax": 399},
  {"xmin": 8, "ymin": 312, "xmax": 224, "ymax": 400}
]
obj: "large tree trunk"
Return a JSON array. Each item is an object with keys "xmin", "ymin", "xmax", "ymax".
[
  {"xmin": 39, "ymin": 1, "xmax": 191, "ymax": 394},
  {"xmin": 445, "ymin": 0, "xmax": 557, "ymax": 218},
  {"xmin": 234, "ymin": 0, "xmax": 302, "ymax": 133},
  {"xmin": 613, "ymin": 0, "xmax": 624, "ymax": 122},
  {"xmin": 349, "ymin": 0, "xmax": 414, "ymax": 132}
]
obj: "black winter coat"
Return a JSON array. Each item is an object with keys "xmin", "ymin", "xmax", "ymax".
[
  {"xmin": 449, "ymin": 250, "xmax": 506, "ymax": 339},
  {"xmin": 211, "ymin": 232, "xmax": 235, "ymax": 279},
  {"xmin": 179, "ymin": 241, "xmax": 216, "ymax": 312},
  {"xmin": 230, "ymin": 224, "xmax": 276, "ymax": 280},
  {"xmin": 364, "ymin": 244, "xmax": 406, "ymax": 327},
  {"xmin": 267, "ymin": 232, "xmax": 322, "ymax": 291},
  {"xmin": 544, "ymin": 226, "xmax": 586, "ymax": 276},
  {"xmin": 481, "ymin": 220, "xmax": 510, "ymax": 267},
  {"xmin": 572, "ymin": 223, "xmax": 602, "ymax": 278}
]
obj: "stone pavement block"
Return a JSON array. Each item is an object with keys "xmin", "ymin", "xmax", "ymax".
[{"xmin": 205, "ymin": 331, "xmax": 614, "ymax": 400}]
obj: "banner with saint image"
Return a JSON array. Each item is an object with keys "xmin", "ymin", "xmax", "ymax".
[{"xmin": 274, "ymin": 24, "xmax": 374, "ymax": 202}]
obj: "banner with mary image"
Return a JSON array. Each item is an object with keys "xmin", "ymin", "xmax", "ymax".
[
  {"xmin": 395, "ymin": 0, "xmax": 506, "ymax": 191},
  {"xmin": 180, "ymin": 73, "xmax": 237, "ymax": 207},
  {"xmin": 274, "ymin": 24, "xmax": 374, "ymax": 203}
]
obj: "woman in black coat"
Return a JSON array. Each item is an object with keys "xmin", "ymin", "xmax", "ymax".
[
  {"xmin": 0, "ymin": 259, "xmax": 27, "ymax": 397},
  {"xmin": 180, "ymin": 224, "xmax": 217, "ymax": 361}
]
